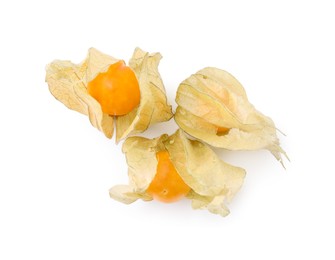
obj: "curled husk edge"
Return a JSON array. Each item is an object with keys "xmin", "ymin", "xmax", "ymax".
[
  {"xmin": 174, "ymin": 67, "xmax": 287, "ymax": 164},
  {"xmin": 45, "ymin": 47, "xmax": 173, "ymax": 140},
  {"xmin": 109, "ymin": 129, "xmax": 246, "ymax": 217}
]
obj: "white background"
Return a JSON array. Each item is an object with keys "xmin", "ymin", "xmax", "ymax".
[{"xmin": 1, "ymin": 0, "xmax": 334, "ymax": 259}]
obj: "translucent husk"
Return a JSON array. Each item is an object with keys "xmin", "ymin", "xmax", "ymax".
[
  {"xmin": 115, "ymin": 48, "xmax": 173, "ymax": 142},
  {"xmin": 45, "ymin": 47, "xmax": 172, "ymax": 140},
  {"xmin": 109, "ymin": 130, "xmax": 246, "ymax": 217},
  {"xmin": 174, "ymin": 67, "xmax": 287, "ymax": 164}
]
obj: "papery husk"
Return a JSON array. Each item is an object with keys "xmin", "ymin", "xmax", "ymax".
[
  {"xmin": 45, "ymin": 48, "xmax": 118, "ymax": 138},
  {"xmin": 109, "ymin": 130, "xmax": 246, "ymax": 217},
  {"xmin": 109, "ymin": 134, "xmax": 168, "ymax": 203},
  {"xmin": 165, "ymin": 130, "xmax": 245, "ymax": 217},
  {"xmin": 115, "ymin": 48, "xmax": 173, "ymax": 142},
  {"xmin": 45, "ymin": 47, "xmax": 173, "ymax": 140},
  {"xmin": 109, "ymin": 185, "xmax": 152, "ymax": 204},
  {"xmin": 186, "ymin": 191, "xmax": 231, "ymax": 217},
  {"xmin": 175, "ymin": 67, "xmax": 286, "ymax": 163},
  {"xmin": 122, "ymin": 134, "xmax": 168, "ymax": 192}
]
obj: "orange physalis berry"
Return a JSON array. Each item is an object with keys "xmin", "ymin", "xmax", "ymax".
[
  {"xmin": 216, "ymin": 126, "xmax": 230, "ymax": 135},
  {"xmin": 147, "ymin": 150, "xmax": 191, "ymax": 203},
  {"xmin": 87, "ymin": 60, "xmax": 140, "ymax": 116}
]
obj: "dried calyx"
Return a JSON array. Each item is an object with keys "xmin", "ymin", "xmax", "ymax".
[
  {"xmin": 46, "ymin": 49, "xmax": 287, "ymax": 217},
  {"xmin": 174, "ymin": 67, "xmax": 287, "ymax": 165},
  {"xmin": 45, "ymin": 47, "xmax": 173, "ymax": 141},
  {"xmin": 109, "ymin": 130, "xmax": 246, "ymax": 217}
]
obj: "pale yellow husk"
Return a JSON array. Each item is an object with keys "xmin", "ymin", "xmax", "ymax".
[
  {"xmin": 109, "ymin": 130, "xmax": 246, "ymax": 217},
  {"xmin": 45, "ymin": 48, "xmax": 172, "ymax": 140},
  {"xmin": 115, "ymin": 48, "xmax": 173, "ymax": 142},
  {"xmin": 175, "ymin": 67, "xmax": 286, "ymax": 163}
]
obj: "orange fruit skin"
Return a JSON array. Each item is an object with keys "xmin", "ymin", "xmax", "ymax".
[
  {"xmin": 147, "ymin": 151, "xmax": 191, "ymax": 203},
  {"xmin": 87, "ymin": 60, "xmax": 140, "ymax": 116},
  {"xmin": 216, "ymin": 126, "xmax": 230, "ymax": 135}
]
